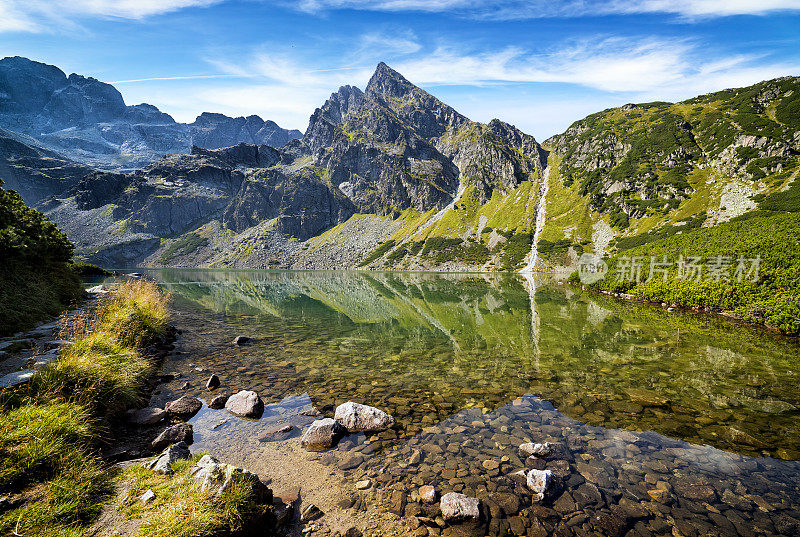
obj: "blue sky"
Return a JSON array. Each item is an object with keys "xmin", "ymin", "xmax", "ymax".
[{"xmin": 1, "ymin": 0, "xmax": 800, "ymax": 139}]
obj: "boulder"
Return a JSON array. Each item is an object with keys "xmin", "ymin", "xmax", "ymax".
[
  {"xmin": 127, "ymin": 407, "xmax": 166, "ymax": 426},
  {"xmin": 440, "ymin": 492, "xmax": 481, "ymax": 523},
  {"xmin": 334, "ymin": 401, "xmax": 394, "ymax": 432},
  {"xmin": 191, "ymin": 454, "xmax": 271, "ymax": 501},
  {"xmin": 206, "ymin": 374, "xmax": 220, "ymax": 390},
  {"xmin": 164, "ymin": 395, "xmax": 202, "ymax": 420},
  {"xmin": 208, "ymin": 394, "xmax": 229, "ymax": 409},
  {"xmin": 300, "ymin": 418, "xmax": 346, "ymax": 451},
  {"xmin": 151, "ymin": 423, "xmax": 193, "ymax": 451},
  {"xmin": 527, "ymin": 469, "xmax": 553, "ymax": 502},
  {"xmin": 225, "ymin": 390, "xmax": 264, "ymax": 418},
  {"xmin": 520, "ymin": 442, "xmax": 553, "ymax": 458},
  {"xmin": 143, "ymin": 441, "xmax": 191, "ymax": 474}
]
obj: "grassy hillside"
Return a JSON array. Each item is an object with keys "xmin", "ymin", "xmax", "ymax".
[
  {"xmin": 0, "ymin": 179, "xmax": 84, "ymax": 335},
  {"xmin": 581, "ymin": 212, "xmax": 800, "ymax": 334}
]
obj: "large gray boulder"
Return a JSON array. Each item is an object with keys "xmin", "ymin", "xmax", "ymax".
[
  {"xmin": 143, "ymin": 441, "xmax": 191, "ymax": 474},
  {"xmin": 334, "ymin": 401, "xmax": 394, "ymax": 432},
  {"xmin": 300, "ymin": 418, "xmax": 346, "ymax": 451},
  {"xmin": 440, "ymin": 492, "xmax": 481, "ymax": 523},
  {"xmin": 225, "ymin": 390, "xmax": 264, "ymax": 418},
  {"xmin": 164, "ymin": 395, "xmax": 202, "ymax": 421}
]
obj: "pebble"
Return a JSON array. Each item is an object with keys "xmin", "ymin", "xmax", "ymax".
[{"xmin": 355, "ymin": 480, "xmax": 372, "ymax": 490}]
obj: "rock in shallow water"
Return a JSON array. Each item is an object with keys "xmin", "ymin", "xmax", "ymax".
[
  {"xmin": 151, "ymin": 423, "xmax": 193, "ymax": 451},
  {"xmin": 301, "ymin": 418, "xmax": 346, "ymax": 451},
  {"xmin": 232, "ymin": 336, "xmax": 250, "ymax": 346},
  {"xmin": 527, "ymin": 469, "xmax": 553, "ymax": 502},
  {"xmin": 440, "ymin": 492, "xmax": 481, "ymax": 523},
  {"xmin": 334, "ymin": 401, "xmax": 394, "ymax": 432},
  {"xmin": 208, "ymin": 394, "xmax": 228, "ymax": 409},
  {"xmin": 520, "ymin": 442, "xmax": 553, "ymax": 458},
  {"xmin": 206, "ymin": 374, "xmax": 220, "ymax": 390},
  {"xmin": 165, "ymin": 395, "xmax": 202, "ymax": 420},
  {"xmin": 225, "ymin": 390, "xmax": 264, "ymax": 418},
  {"xmin": 419, "ymin": 485, "xmax": 437, "ymax": 503}
]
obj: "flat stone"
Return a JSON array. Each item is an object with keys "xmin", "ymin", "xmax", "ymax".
[
  {"xmin": 647, "ymin": 489, "xmax": 670, "ymax": 503},
  {"xmin": 334, "ymin": 401, "xmax": 395, "ymax": 432},
  {"xmin": 206, "ymin": 374, "xmax": 220, "ymax": 390},
  {"xmin": 520, "ymin": 442, "xmax": 553, "ymax": 458},
  {"xmin": 208, "ymin": 394, "xmax": 228, "ymax": 409},
  {"xmin": 440, "ymin": 492, "xmax": 481, "ymax": 523},
  {"xmin": 0, "ymin": 370, "xmax": 34, "ymax": 388},
  {"xmin": 165, "ymin": 396, "xmax": 202, "ymax": 420},
  {"xmin": 338, "ymin": 453, "xmax": 365, "ymax": 470},
  {"xmin": 225, "ymin": 390, "xmax": 264, "ymax": 418},
  {"xmin": 301, "ymin": 418, "xmax": 346, "ymax": 451},
  {"xmin": 419, "ymin": 485, "xmax": 437, "ymax": 503},
  {"xmin": 151, "ymin": 423, "xmax": 193, "ymax": 451},
  {"xmin": 127, "ymin": 407, "xmax": 166, "ymax": 426},
  {"xmin": 527, "ymin": 469, "xmax": 553, "ymax": 502},
  {"xmin": 489, "ymin": 492, "xmax": 520, "ymax": 515},
  {"xmin": 143, "ymin": 441, "xmax": 191, "ymax": 474},
  {"xmin": 257, "ymin": 424, "xmax": 294, "ymax": 442},
  {"xmin": 355, "ymin": 480, "xmax": 371, "ymax": 490}
]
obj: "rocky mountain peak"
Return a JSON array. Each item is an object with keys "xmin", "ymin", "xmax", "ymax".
[{"xmin": 365, "ymin": 62, "xmax": 417, "ymax": 101}]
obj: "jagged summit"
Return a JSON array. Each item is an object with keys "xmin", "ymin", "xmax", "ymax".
[{"xmin": 365, "ymin": 62, "xmax": 418, "ymax": 100}]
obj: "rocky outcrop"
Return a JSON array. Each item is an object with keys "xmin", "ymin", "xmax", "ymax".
[
  {"xmin": 143, "ymin": 441, "xmax": 191, "ymax": 474},
  {"xmin": 191, "ymin": 454, "xmax": 272, "ymax": 501},
  {"xmin": 189, "ymin": 112, "xmax": 301, "ymax": 150}
]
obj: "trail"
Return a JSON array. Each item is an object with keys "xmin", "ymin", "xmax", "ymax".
[{"xmin": 520, "ymin": 166, "xmax": 550, "ymax": 273}]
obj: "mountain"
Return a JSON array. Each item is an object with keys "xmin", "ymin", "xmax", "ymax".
[{"xmin": 0, "ymin": 56, "xmax": 301, "ymax": 171}]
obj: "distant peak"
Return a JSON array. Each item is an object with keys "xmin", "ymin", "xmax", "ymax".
[{"xmin": 365, "ymin": 62, "xmax": 416, "ymax": 100}]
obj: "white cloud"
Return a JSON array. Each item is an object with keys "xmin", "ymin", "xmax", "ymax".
[{"xmin": 0, "ymin": 0, "xmax": 221, "ymax": 33}]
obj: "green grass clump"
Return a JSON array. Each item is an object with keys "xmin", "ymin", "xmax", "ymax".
[
  {"xmin": 159, "ymin": 232, "xmax": 210, "ymax": 265},
  {"xmin": 587, "ymin": 212, "xmax": 800, "ymax": 334},
  {"xmin": 118, "ymin": 457, "xmax": 271, "ymax": 537},
  {"xmin": 69, "ymin": 262, "xmax": 111, "ymax": 277},
  {"xmin": 359, "ymin": 239, "xmax": 397, "ymax": 266}
]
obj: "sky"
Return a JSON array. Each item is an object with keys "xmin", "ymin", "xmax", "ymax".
[{"xmin": 1, "ymin": 1, "xmax": 800, "ymax": 139}]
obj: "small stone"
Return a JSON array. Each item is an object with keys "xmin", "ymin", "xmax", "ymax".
[
  {"xmin": 208, "ymin": 394, "xmax": 228, "ymax": 409},
  {"xmin": 344, "ymin": 528, "xmax": 363, "ymax": 537},
  {"xmin": 300, "ymin": 503, "xmax": 323, "ymax": 522},
  {"xmin": 520, "ymin": 442, "xmax": 552, "ymax": 458},
  {"xmin": 180, "ymin": 381, "xmax": 190, "ymax": 390},
  {"xmin": 151, "ymin": 423, "xmax": 193, "ymax": 451},
  {"xmin": 127, "ymin": 407, "xmax": 166, "ymax": 426},
  {"xmin": 257, "ymin": 424, "xmax": 294, "ymax": 442},
  {"xmin": 355, "ymin": 480, "xmax": 371, "ymax": 490},
  {"xmin": 141, "ymin": 489, "xmax": 156, "ymax": 503},
  {"xmin": 419, "ymin": 485, "xmax": 437, "ymax": 504},
  {"xmin": 165, "ymin": 396, "xmax": 202, "ymax": 420},
  {"xmin": 206, "ymin": 374, "xmax": 220, "ymax": 390},
  {"xmin": 301, "ymin": 418, "xmax": 346, "ymax": 451},
  {"xmin": 225, "ymin": 390, "xmax": 264, "ymax": 418},
  {"xmin": 408, "ymin": 450, "xmax": 422, "ymax": 465},
  {"xmin": 440, "ymin": 492, "xmax": 481, "ymax": 523},
  {"xmin": 482, "ymin": 459, "xmax": 500, "ymax": 471},
  {"xmin": 527, "ymin": 469, "xmax": 553, "ymax": 502},
  {"xmin": 647, "ymin": 489, "xmax": 670, "ymax": 503},
  {"xmin": 232, "ymin": 336, "xmax": 250, "ymax": 346},
  {"xmin": 143, "ymin": 441, "xmax": 191, "ymax": 474},
  {"xmin": 334, "ymin": 401, "xmax": 394, "ymax": 432}
]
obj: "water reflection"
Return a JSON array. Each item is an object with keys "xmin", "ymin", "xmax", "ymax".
[{"xmin": 142, "ymin": 269, "xmax": 800, "ymax": 460}]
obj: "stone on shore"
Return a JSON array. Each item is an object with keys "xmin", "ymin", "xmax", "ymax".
[
  {"xmin": 225, "ymin": 390, "xmax": 264, "ymax": 418},
  {"xmin": 143, "ymin": 441, "xmax": 191, "ymax": 474},
  {"xmin": 165, "ymin": 395, "xmax": 202, "ymax": 420},
  {"xmin": 527, "ymin": 469, "xmax": 553, "ymax": 501},
  {"xmin": 127, "ymin": 407, "xmax": 166, "ymax": 426},
  {"xmin": 440, "ymin": 492, "xmax": 481, "ymax": 523},
  {"xmin": 208, "ymin": 394, "xmax": 229, "ymax": 409},
  {"xmin": 520, "ymin": 442, "xmax": 553, "ymax": 458},
  {"xmin": 206, "ymin": 374, "xmax": 220, "ymax": 390},
  {"xmin": 300, "ymin": 418, "xmax": 346, "ymax": 451},
  {"xmin": 151, "ymin": 423, "xmax": 193, "ymax": 451},
  {"xmin": 191, "ymin": 454, "xmax": 271, "ymax": 501},
  {"xmin": 334, "ymin": 401, "xmax": 394, "ymax": 432}
]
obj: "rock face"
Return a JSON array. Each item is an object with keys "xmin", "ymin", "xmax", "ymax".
[
  {"xmin": 334, "ymin": 401, "xmax": 395, "ymax": 432},
  {"xmin": 191, "ymin": 454, "xmax": 271, "ymax": 501},
  {"xmin": 0, "ymin": 56, "xmax": 300, "ymax": 171},
  {"xmin": 300, "ymin": 418, "xmax": 346, "ymax": 451},
  {"xmin": 225, "ymin": 390, "xmax": 264, "ymax": 418},
  {"xmin": 143, "ymin": 441, "xmax": 191, "ymax": 474},
  {"xmin": 440, "ymin": 492, "xmax": 481, "ymax": 523},
  {"xmin": 164, "ymin": 395, "xmax": 202, "ymax": 421},
  {"xmin": 151, "ymin": 423, "xmax": 193, "ymax": 451}
]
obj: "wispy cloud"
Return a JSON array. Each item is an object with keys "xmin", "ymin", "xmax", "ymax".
[
  {"xmin": 111, "ymin": 74, "xmax": 244, "ymax": 84},
  {"xmin": 0, "ymin": 0, "xmax": 221, "ymax": 33}
]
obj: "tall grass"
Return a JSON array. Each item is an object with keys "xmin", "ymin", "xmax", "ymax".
[{"xmin": 0, "ymin": 279, "xmax": 170, "ymax": 536}]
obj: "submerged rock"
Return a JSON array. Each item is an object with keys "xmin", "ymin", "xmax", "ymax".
[
  {"xmin": 440, "ymin": 492, "xmax": 481, "ymax": 523},
  {"xmin": 257, "ymin": 424, "xmax": 294, "ymax": 442},
  {"xmin": 334, "ymin": 401, "xmax": 394, "ymax": 432},
  {"xmin": 301, "ymin": 418, "xmax": 346, "ymax": 451},
  {"xmin": 206, "ymin": 374, "xmax": 220, "ymax": 390},
  {"xmin": 520, "ymin": 442, "xmax": 553, "ymax": 458},
  {"xmin": 127, "ymin": 407, "xmax": 166, "ymax": 426},
  {"xmin": 143, "ymin": 441, "xmax": 191, "ymax": 474},
  {"xmin": 527, "ymin": 469, "xmax": 553, "ymax": 502},
  {"xmin": 151, "ymin": 423, "xmax": 193, "ymax": 451},
  {"xmin": 208, "ymin": 394, "xmax": 229, "ymax": 409},
  {"xmin": 419, "ymin": 485, "xmax": 437, "ymax": 504},
  {"xmin": 165, "ymin": 395, "xmax": 202, "ymax": 420},
  {"xmin": 225, "ymin": 390, "xmax": 264, "ymax": 418},
  {"xmin": 191, "ymin": 454, "xmax": 271, "ymax": 501}
]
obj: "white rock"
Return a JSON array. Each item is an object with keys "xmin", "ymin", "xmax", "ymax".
[
  {"xmin": 519, "ymin": 442, "xmax": 553, "ymax": 458},
  {"xmin": 141, "ymin": 489, "xmax": 156, "ymax": 503},
  {"xmin": 440, "ymin": 492, "xmax": 481, "ymax": 523},
  {"xmin": 334, "ymin": 401, "xmax": 394, "ymax": 432},
  {"xmin": 527, "ymin": 469, "xmax": 553, "ymax": 502},
  {"xmin": 225, "ymin": 390, "xmax": 264, "ymax": 418},
  {"xmin": 143, "ymin": 442, "xmax": 191, "ymax": 474}
]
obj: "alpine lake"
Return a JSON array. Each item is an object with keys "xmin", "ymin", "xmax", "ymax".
[{"xmin": 133, "ymin": 269, "xmax": 800, "ymax": 536}]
